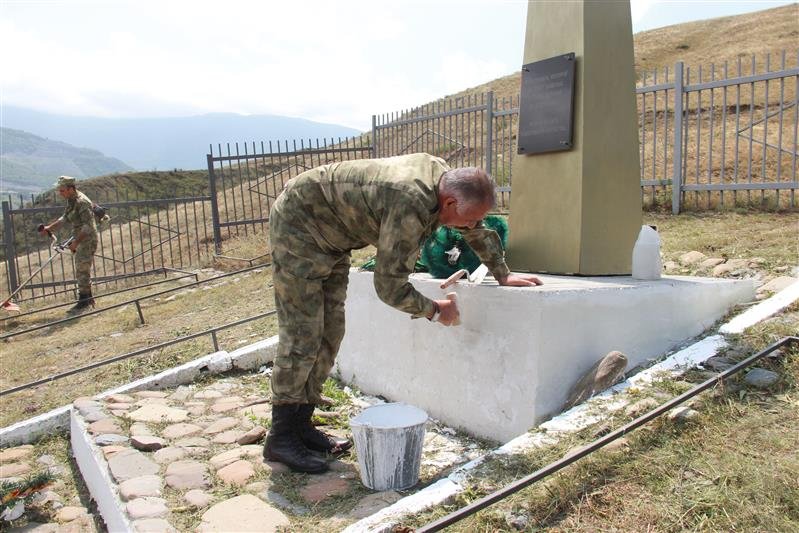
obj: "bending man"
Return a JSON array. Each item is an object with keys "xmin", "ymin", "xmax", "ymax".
[
  {"xmin": 39, "ymin": 176, "xmax": 99, "ymax": 314},
  {"xmin": 265, "ymin": 153, "xmax": 542, "ymax": 473}
]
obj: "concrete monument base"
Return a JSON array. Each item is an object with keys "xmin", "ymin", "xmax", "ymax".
[{"xmin": 335, "ymin": 271, "xmax": 755, "ymax": 442}]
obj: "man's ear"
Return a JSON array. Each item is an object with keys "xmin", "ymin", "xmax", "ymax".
[{"xmin": 442, "ymin": 196, "xmax": 458, "ymax": 210}]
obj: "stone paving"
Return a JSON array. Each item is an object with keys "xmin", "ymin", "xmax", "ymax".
[{"xmin": 69, "ymin": 371, "xmax": 488, "ymax": 532}]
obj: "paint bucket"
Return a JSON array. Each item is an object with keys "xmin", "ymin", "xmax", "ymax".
[{"xmin": 350, "ymin": 402, "xmax": 428, "ymax": 491}]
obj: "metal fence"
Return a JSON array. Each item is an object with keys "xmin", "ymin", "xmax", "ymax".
[
  {"xmin": 373, "ymin": 50, "xmax": 798, "ymax": 213},
  {"xmin": 1, "ymin": 188, "xmax": 213, "ymax": 304},
  {"xmin": 371, "ymin": 92, "xmax": 518, "ymax": 210},
  {"xmin": 205, "ymin": 137, "xmax": 372, "ymax": 253}
]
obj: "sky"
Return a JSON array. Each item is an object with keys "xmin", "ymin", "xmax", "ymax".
[{"xmin": 0, "ymin": 0, "xmax": 794, "ymax": 131}]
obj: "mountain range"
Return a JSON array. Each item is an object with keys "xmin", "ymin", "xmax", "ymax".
[{"xmin": 1, "ymin": 107, "xmax": 362, "ymax": 172}]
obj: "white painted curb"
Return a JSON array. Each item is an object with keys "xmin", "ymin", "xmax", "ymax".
[
  {"xmin": 1, "ymin": 336, "xmax": 278, "ymax": 447},
  {"xmin": 70, "ymin": 410, "xmax": 132, "ymax": 533}
]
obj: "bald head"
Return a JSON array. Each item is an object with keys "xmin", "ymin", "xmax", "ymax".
[{"xmin": 439, "ymin": 167, "xmax": 496, "ymax": 210}]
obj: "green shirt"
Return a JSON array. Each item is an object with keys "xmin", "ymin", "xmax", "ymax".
[{"xmin": 274, "ymin": 153, "xmax": 510, "ymax": 317}]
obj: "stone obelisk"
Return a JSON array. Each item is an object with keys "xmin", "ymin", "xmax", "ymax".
[{"xmin": 507, "ymin": 0, "xmax": 642, "ymax": 275}]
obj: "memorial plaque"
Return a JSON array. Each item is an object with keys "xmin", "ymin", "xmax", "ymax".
[{"xmin": 517, "ymin": 52, "xmax": 576, "ymax": 155}]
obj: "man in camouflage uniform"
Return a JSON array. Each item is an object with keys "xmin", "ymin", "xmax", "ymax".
[
  {"xmin": 265, "ymin": 153, "xmax": 543, "ymax": 473},
  {"xmin": 39, "ymin": 176, "xmax": 99, "ymax": 314}
]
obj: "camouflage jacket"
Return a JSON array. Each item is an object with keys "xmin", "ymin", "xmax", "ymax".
[
  {"xmin": 61, "ymin": 191, "xmax": 98, "ymax": 239},
  {"xmin": 273, "ymin": 153, "xmax": 510, "ymax": 318}
]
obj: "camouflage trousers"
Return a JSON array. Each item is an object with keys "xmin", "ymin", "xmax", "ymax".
[
  {"xmin": 74, "ymin": 236, "xmax": 98, "ymax": 294},
  {"xmin": 269, "ymin": 206, "xmax": 350, "ymax": 405}
]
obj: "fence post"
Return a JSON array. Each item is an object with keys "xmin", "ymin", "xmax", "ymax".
[
  {"xmin": 484, "ymin": 91, "xmax": 494, "ymax": 175},
  {"xmin": 671, "ymin": 62, "xmax": 684, "ymax": 214},
  {"xmin": 206, "ymin": 152, "xmax": 223, "ymax": 255},
  {"xmin": 2, "ymin": 201, "xmax": 19, "ymax": 295},
  {"xmin": 371, "ymin": 115, "xmax": 378, "ymax": 159}
]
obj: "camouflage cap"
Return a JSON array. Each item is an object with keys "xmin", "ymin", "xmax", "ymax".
[{"xmin": 55, "ymin": 175, "xmax": 77, "ymax": 188}]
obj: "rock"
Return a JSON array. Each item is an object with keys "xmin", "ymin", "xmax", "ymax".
[
  {"xmin": 82, "ymin": 408, "xmax": 110, "ymax": 422},
  {"xmin": 712, "ymin": 263, "xmax": 734, "ymax": 277},
  {"xmin": 625, "ymin": 397, "xmax": 660, "ymax": 418},
  {"xmin": 105, "ymin": 393, "xmax": 135, "ymax": 403},
  {"xmin": 194, "ymin": 390, "xmax": 223, "ymax": 399},
  {"xmin": 10, "ymin": 522, "xmax": 60, "ymax": 532},
  {"xmin": 174, "ymin": 437, "xmax": 211, "ymax": 448},
  {"xmin": 699, "ymin": 257, "xmax": 725, "ymax": 269},
  {"xmin": 347, "ymin": 490, "xmax": 402, "ymax": 519},
  {"xmin": 564, "ymin": 351, "xmax": 628, "ymax": 410},
  {"xmin": 131, "ymin": 436, "xmax": 167, "ymax": 452},
  {"xmin": 0, "ymin": 462, "xmax": 31, "ymax": 477},
  {"xmin": 184, "ymin": 489, "xmax": 213, "ymax": 508},
  {"xmin": 217, "ymin": 460, "xmax": 256, "ymax": 486},
  {"xmin": 265, "ymin": 490, "xmax": 309, "ymax": 515},
  {"xmin": 102, "ymin": 445, "xmax": 129, "ymax": 459},
  {"xmin": 0, "ymin": 445, "xmax": 34, "ymax": 462},
  {"xmin": 744, "ymin": 368, "xmax": 779, "ymax": 389},
  {"xmin": 704, "ymin": 356, "xmax": 735, "ymax": 371},
  {"xmin": 96, "ymin": 434, "xmax": 130, "ymax": 446},
  {"xmin": 126, "ymin": 497, "xmax": 168, "ymax": 519},
  {"xmin": 165, "ymin": 460, "xmax": 210, "ymax": 489},
  {"xmin": 87, "ymin": 418, "xmax": 124, "ymax": 435},
  {"xmin": 119, "ymin": 475, "xmax": 162, "ymax": 501},
  {"xmin": 169, "ymin": 386, "xmax": 192, "ymax": 402},
  {"xmin": 209, "ymin": 448, "xmax": 244, "ymax": 470},
  {"xmin": 239, "ymin": 445, "xmax": 265, "ymax": 458},
  {"xmin": 185, "ymin": 402, "xmax": 207, "ymax": 416},
  {"xmin": 263, "ymin": 461, "xmax": 290, "ymax": 474},
  {"xmin": 129, "ymin": 423, "xmax": 153, "ymax": 436},
  {"xmin": 153, "ymin": 447, "xmax": 186, "ymax": 465},
  {"xmin": 758, "ymin": 276, "xmax": 797, "ymax": 294},
  {"xmin": 131, "ymin": 518, "xmax": 177, "ymax": 532},
  {"xmin": 128, "ymin": 405, "xmax": 188, "ymax": 423},
  {"xmin": 505, "ymin": 511, "xmax": 530, "ymax": 531},
  {"xmin": 300, "ymin": 473, "xmax": 352, "ymax": 504},
  {"xmin": 239, "ymin": 403, "xmax": 271, "ymax": 419},
  {"xmin": 203, "ymin": 417, "xmax": 239, "ymax": 435},
  {"xmin": 162, "ymin": 423, "xmax": 202, "ymax": 440},
  {"xmin": 679, "ymin": 251, "xmax": 706, "ymax": 265},
  {"xmin": 245, "ymin": 481, "xmax": 271, "ymax": 494},
  {"xmin": 54, "ymin": 506, "xmax": 88, "ymax": 522},
  {"xmin": 211, "ymin": 397, "xmax": 244, "ymax": 413},
  {"xmin": 212, "ymin": 430, "xmax": 244, "ymax": 444},
  {"xmin": 237, "ymin": 426, "xmax": 267, "ymax": 445},
  {"xmin": 135, "ymin": 397, "xmax": 171, "ymax": 406},
  {"xmin": 108, "ymin": 449, "xmax": 160, "ymax": 483},
  {"xmin": 663, "ymin": 260, "xmax": 680, "ymax": 272},
  {"xmin": 73, "ymin": 398, "xmax": 99, "ymax": 412},
  {"xmin": 198, "ymin": 494, "xmax": 289, "ymax": 532},
  {"xmin": 667, "ymin": 406, "xmax": 700, "ymax": 422},
  {"xmin": 134, "ymin": 391, "xmax": 169, "ymax": 398}
]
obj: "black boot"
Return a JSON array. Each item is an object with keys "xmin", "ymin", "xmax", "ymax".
[
  {"xmin": 67, "ymin": 290, "xmax": 95, "ymax": 315},
  {"xmin": 264, "ymin": 404, "xmax": 328, "ymax": 474},
  {"xmin": 297, "ymin": 403, "xmax": 352, "ymax": 454}
]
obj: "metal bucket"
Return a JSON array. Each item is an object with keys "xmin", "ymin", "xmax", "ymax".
[{"xmin": 350, "ymin": 403, "xmax": 428, "ymax": 491}]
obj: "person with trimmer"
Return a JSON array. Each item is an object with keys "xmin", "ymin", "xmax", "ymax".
[
  {"xmin": 264, "ymin": 153, "xmax": 543, "ymax": 474},
  {"xmin": 38, "ymin": 176, "xmax": 100, "ymax": 314}
]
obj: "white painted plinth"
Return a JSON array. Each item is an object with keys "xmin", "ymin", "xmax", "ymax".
[{"xmin": 336, "ymin": 271, "xmax": 755, "ymax": 442}]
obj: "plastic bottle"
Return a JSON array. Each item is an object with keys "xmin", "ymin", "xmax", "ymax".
[{"xmin": 632, "ymin": 225, "xmax": 662, "ymax": 280}]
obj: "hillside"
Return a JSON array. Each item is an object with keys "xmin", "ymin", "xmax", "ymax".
[
  {"xmin": 1, "ymin": 108, "xmax": 362, "ymax": 172},
  {"xmin": 0, "ymin": 128, "xmax": 133, "ymax": 195},
  {"xmin": 432, "ymin": 3, "xmax": 799, "ymax": 105}
]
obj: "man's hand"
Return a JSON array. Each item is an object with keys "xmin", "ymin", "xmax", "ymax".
[
  {"xmin": 433, "ymin": 298, "xmax": 460, "ymax": 326},
  {"xmin": 37, "ymin": 224, "xmax": 50, "ymax": 236},
  {"xmin": 498, "ymin": 274, "xmax": 544, "ymax": 287},
  {"xmin": 68, "ymin": 240, "xmax": 78, "ymax": 253}
]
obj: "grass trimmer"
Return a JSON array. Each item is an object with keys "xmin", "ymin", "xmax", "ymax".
[{"xmin": 1, "ymin": 228, "xmax": 74, "ymax": 312}]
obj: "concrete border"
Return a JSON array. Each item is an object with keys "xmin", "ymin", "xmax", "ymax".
[
  {"xmin": 70, "ymin": 410, "xmax": 132, "ymax": 533},
  {"xmin": 0, "ymin": 336, "xmax": 278, "ymax": 447}
]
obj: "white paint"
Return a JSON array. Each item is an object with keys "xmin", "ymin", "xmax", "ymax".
[
  {"xmin": 70, "ymin": 410, "xmax": 132, "ymax": 533},
  {"xmin": 337, "ymin": 271, "xmax": 755, "ymax": 441},
  {"xmin": 351, "ymin": 403, "xmax": 428, "ymax": 428},
  {"xmin": 351, "ymin": 403, "xmax": 428, "ymax": 491},
  {"xmin": 720, "ymin": 279, "xmax": 799, "ymax": 334},
  {"xmin": 343, "ymin": 312, "xmax": 733, "ymax": 533}
]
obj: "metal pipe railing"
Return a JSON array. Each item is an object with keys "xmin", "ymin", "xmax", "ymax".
[
  {"xmin": 0, "ymin": 310, "xmax": 277, "ymax": 397},
  {"xmin": 416, "ymin": 336, "xmax": 798, "ymax": 532}
]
